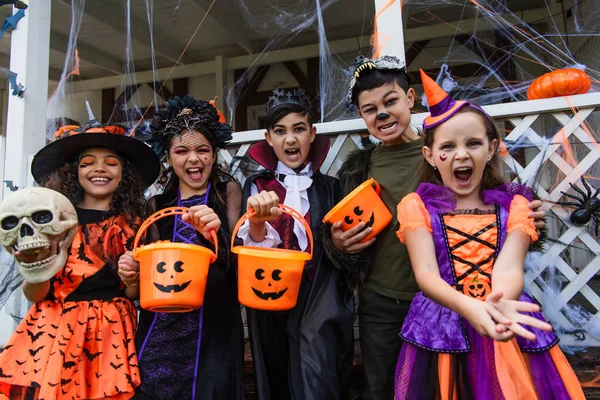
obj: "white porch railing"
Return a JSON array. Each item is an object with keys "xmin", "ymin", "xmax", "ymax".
[{"xmin": 221, "ymin": 92, "xmax": 600, "ymax": 348}]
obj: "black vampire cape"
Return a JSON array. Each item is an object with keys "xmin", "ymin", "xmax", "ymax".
[{"xmin": 242, "ymin": 135, "xmax": 354, "ymax": 400}]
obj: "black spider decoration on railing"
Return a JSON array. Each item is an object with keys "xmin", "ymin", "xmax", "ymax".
[{"xmin": 556, "ymin": 176, "xmax": 599, "ymax": 236}]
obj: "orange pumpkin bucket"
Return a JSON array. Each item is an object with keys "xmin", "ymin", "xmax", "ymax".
[
  {"xmin": 232, "ymin": 204, "xmax": 312, "ymax": 311},
  {"xmin": 322, "ymin": 178, "xmax": 392, "ymax": 242},
  {"xmin": 133, "ymin": 207, "xmax": 218, "ymax": 313}
]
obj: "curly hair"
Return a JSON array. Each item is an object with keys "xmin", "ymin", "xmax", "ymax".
[{"xmin": 40, "ymin": 153, "xmax": 146, "ymax": 227}]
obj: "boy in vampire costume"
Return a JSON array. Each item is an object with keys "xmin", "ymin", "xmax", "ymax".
[{"xmin": 238, "ymin": 88, "xmax": 354, "ymax": 399}]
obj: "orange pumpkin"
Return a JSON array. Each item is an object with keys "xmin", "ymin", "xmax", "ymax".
[
  {"xmin": 527, "ymin": 68, "xmax": 591, "ymax": 100},
  {"xmin": 462, "ymin": 275, "xmax": 491, "ymax": 300}
]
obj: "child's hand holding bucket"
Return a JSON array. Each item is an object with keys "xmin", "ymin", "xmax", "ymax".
[
  {"xmin": 182, "ymin": 205, "xmax": 221, "ymax": 243},
  {"xmin": 247, "ymin": 191, "xmax": 282, "ymax": 223},
  {"xmin": 330, "ymin": 221, "xmax": 376, "ymax": 254},
  {"xmin": 246, "ymin": 191, "xmax": 283, "ymax": 242},
  {"xmin": 118, "ymin": 251, "xmax": 140, "ymax": 287}
]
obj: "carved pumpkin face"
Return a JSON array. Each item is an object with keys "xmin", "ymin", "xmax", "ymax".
[
  {"xmin": 462, "ymin": 276, "xmax": 491, "ymax": 300},
  {"xmin": 153, "ymin": 260, "xmax": 191, "ymax": 293},
  {"xmin": 251, "ymin": 267, "xmax": 288, "ymax": 300},
  {"xmin": 343, "ymin": 206, "xmax": 375, "ymax": 231}
]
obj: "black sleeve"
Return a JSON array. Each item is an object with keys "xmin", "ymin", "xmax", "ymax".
[{"xmin": 321, "ymin": 146, "xmax": 376, "ymax": 288}]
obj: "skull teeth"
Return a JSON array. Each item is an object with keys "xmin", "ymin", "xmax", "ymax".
[
  {"xmin": 20, "ymin": 254, "xmax": 57, "ymax": 269},
  {"xmin": 13, "ymin": 241, "xmax": 51, "ymax": 252}
]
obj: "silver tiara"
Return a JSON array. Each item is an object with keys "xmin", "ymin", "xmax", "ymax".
[{"xmin": 347, "ymin": 55, "xmax": 407, "ymax": 103}]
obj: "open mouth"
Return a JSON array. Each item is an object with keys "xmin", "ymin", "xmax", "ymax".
[
  {"xmin": 284, "ymin": 148, "xmax": 301, "ymax": 161},
  {"xmin": 14, "ymin": 241, "xmax": 59, "ymax": 269},
  {"xmin": 252, "ymin": 287, "xmax": 288, "ymax": 300},
  {"xmin": 378, "ymin": 122, "xmax": 397, "ymax": 133},
  {"xmin": 154, "ymin": 281, "xmax": 191, "ymax": 293},
  {"xmin": 453, "ymin": 167, "xmax": 473, "ymax": 187},
  {"xmin": 186, "ymin": 167, "xmax": 204, "ymax": 181},
  {"xmin": 89, "ymin": 177, "xmax": 111, "ymax": 186}
]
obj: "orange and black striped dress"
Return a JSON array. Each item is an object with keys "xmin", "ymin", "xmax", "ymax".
[{"xmin": 0, "ymin": 209, "xmax": 140, "ymax": 400}]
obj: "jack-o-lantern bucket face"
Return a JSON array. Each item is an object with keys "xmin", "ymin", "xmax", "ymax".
[
  {"xmin": 462, "ymin": 275, "xmax": 491, "ymax": 300},
  {"xmin": 323, "ymin": 178, "xmax": 392, "ymax": 243},
  {"xmin": 232, "ymin": 204, "xmax": 312, "ymax": 311},
  {"xmin": 134, "ymin": 208, "xmax": 218, "ymax": 313},
  {"xmin": 252, "ymin": 268, "xmax": 287, "ymax": 300},
  {"xmin": 153, "ymin": 261, "xmax": 192, "ymax": 293}
]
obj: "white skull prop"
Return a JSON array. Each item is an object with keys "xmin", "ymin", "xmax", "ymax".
[{"xmin": 0, "ymin": 188, "xmax": 78, "ymax": 283}]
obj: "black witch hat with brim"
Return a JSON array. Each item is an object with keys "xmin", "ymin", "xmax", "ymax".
[{"xmin": 31, "ymin": 122, "xmax": 161, "ymax": 188}]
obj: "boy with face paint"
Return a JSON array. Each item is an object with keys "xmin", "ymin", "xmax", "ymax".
[
  {"xmin": 321, "ymin": 56, "xmax": 548, "ymax": 400},
  {"xmin": 237, "ymin": 88, "xmax": 354, "ymax": 400}
]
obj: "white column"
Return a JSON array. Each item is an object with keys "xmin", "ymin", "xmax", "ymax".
[
  {"xmin": 214, "ymin": 55, "xmax": 225, "ymax": 118},
  {"xmin": 373, "ymin": 0, "xmax": 406, "ymax": 63},
  {"xmin": 2, "ymin": 2, "xmax": 51, "ymax": 199}
]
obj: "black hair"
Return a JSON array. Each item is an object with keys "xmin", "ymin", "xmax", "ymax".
[
  {"xmin": 351, "ymin": 69, "xmax": 411, "ymax": 105},
  {"xmin": 265, "ymin": 103, "xmax": 314, "ymax": 131}
]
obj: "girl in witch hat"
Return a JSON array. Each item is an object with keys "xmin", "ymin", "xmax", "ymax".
[
  {"xmin": 0, "ymin": 122, "xmax": 160, "ymax": 399},
  {"xmin": 393, "ymin": 71, "xmax": 584, "ymax": 399}
]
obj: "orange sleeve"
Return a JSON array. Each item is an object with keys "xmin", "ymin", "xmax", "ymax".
[
  {"xmin": 396, "ymin": 193, "xmax": 432, "ymax": 244},
  {"xmin": 506, "ymin": 195, "xmax": 538, "ymax": 243}
]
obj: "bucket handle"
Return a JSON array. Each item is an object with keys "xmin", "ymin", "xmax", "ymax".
[
  {"xmin": 367, "ymin": 177, "xmax": 381, "ymax": 196},
  {"xmin": 231, "ymin": 204, "xmax": 313, "ymax": 256},
  {"xmin": 133, "ymin": 207, "xmax": 218, "ymax": 260}
]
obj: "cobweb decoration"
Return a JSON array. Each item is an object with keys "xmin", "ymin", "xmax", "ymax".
[{"xmin": 0, "ymin": 247, "xmax": 28, "ymax": 324}]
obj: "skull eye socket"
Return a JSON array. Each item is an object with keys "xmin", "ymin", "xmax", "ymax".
[
  {"xmin": 157, "ymin": 262, "xmax": 166, "ymax": 273},
  {"xmin": 1, "ymin": 216, "xmax": 19, "ymax": 230},
  {"xmin": 354, "ymin": 206, "xmax": 364, "ymax": 216},
  {"xmin": 255, "ymin": 268, "xmax": 265, "ymax": 280},
  {"xmin": 32, "ymin": 210, "xmax": 53, "ymax": 224},
  {"xmin": 174, "ymin": 261, "xmax": 184, "ymax": 273},
  {"xmin": 344, "ymin": 216, "xmax": 354, "ymax": 224},
  {"xmin": 272, "ymin": 270, "xmax": 282, "ymax": 281}
]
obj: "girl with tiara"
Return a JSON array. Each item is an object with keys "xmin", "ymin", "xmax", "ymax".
[{"xmin": 393, "ymin": 72, "xmax": 584, "ymax": 399}]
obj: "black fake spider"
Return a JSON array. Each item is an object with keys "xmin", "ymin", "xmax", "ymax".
[{"xmin": 556, "ymin": 176, "xmax": 600, "ymax": 236}]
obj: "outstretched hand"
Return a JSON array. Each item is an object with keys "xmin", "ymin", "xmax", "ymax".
[
  {"xmin": 486, "ymin": 292, "xmax": 552, "ymax": 341},
  {"xmin": 182, "ymin": 205, "xmax": 221, "ymax": 243}
]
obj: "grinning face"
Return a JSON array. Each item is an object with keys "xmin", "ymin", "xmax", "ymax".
[
  {"xmin": 265, "ymin": 112, "xmax": 316, "ymax": 170},
  {"xmin": 77, "ymin": 148, "xmax": 123, "ymax": 208},
  {"xmin": 423, "ymin": 112, "xmax": 497, "ymax": 208},
  {"xmin": 357, "ymin": 82, "xmax": 419, "ymax": 146},
  {"xmin": 167, "ymin": 130, "xmax": 217, "ymax": 199}
]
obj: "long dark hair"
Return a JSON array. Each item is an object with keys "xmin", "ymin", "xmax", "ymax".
[
  {"xmin": 40, "ymin": 151, "xmax": 146, "ymax": 226},
  {"xmin": 421, "ymin": 106, "xmax": 505, "ymax": 190}
]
